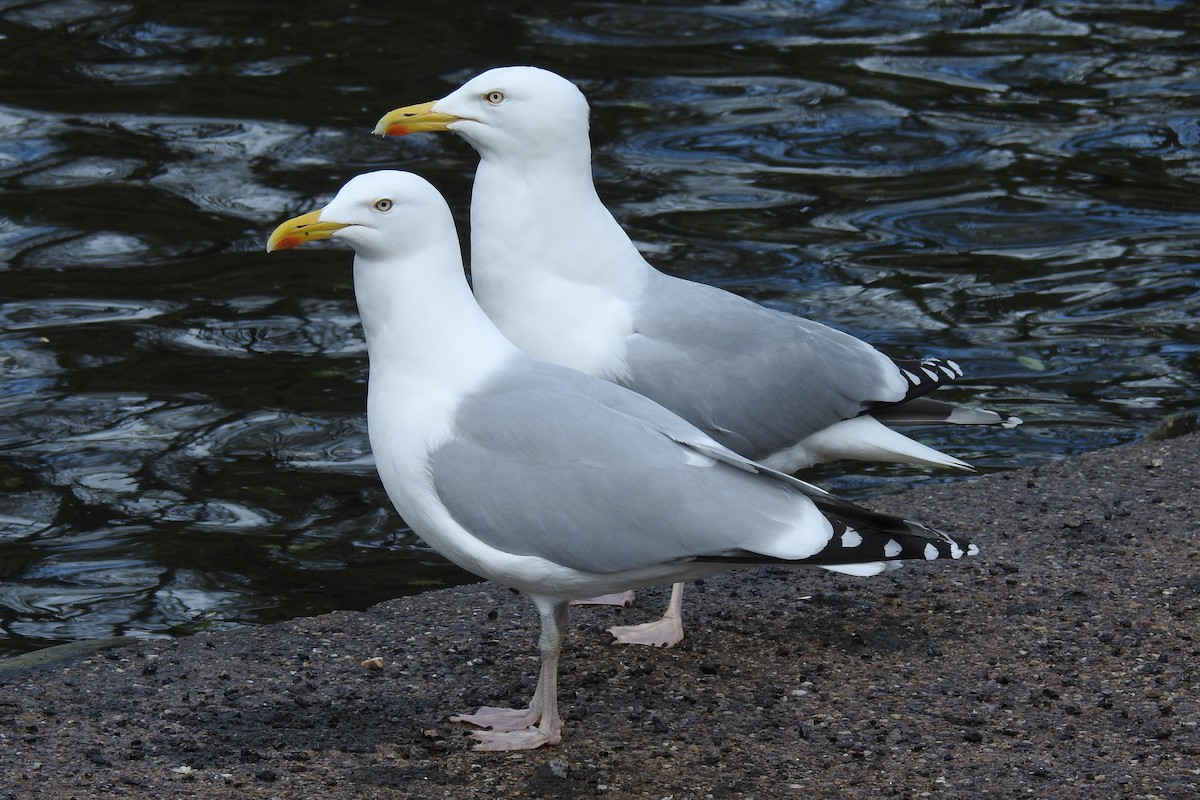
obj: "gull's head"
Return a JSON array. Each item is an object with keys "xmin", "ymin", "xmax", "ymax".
[
  {"xmin": 373, "ymin": 66, "xmax": 591, "ymax": 159},
  {"xmin": 266, "ymin": 171, "xmax": 452, "ymax": 261}
]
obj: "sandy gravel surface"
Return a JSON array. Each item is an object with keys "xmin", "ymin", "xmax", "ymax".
[{"xmin": 2, "ymin": 433, "xmax": 1197, "ymax": 799}]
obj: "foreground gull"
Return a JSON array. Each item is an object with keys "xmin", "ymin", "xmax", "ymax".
[
  {"xmin": 266, "ymin": 170, "xmax": 979, "ymax": 751},
  {"xmin": 373, "ymin": 66, "xmax": 1018, "ymax": 646}
]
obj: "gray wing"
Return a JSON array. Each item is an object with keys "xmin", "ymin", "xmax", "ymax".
[
  {"xmin": 429, "ymin": 360, "xmax": 817, "ymax": 574},
  {"xmin": 623, "ymin": 270, "xmax": 913, "ymax": 459}
]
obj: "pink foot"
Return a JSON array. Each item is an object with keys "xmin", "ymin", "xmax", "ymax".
[
  {"xmin": 450, "ymin": 705, "xmax": 538, "ymax": 733},
  {"xmin": 452, "ymin": 705, "xmax": 563, "ymax": 752},
  {"xmin": 607, "ymin": 614, "xmax": 684, "ymax": 648},
  {"xmin": 470, "ymin": 726, "xmax": 561, "ymax": 752},
  {"xmin": 571, "ymin": 591, "xmax": 636, "ymax": 607}
]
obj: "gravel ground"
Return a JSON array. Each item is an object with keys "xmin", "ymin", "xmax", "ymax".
[{"xmin": 2, "ymin": 432, "xmax": 1197, "ymax": 799}]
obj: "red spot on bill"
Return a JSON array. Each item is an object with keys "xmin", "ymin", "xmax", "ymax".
[
  {"xmin": 386, "ymin": 123, "xmax": 412, "ymax": 136},
  {"xmin": 274, "ymin": 234, "xmax": 306, "ymax": 250}
]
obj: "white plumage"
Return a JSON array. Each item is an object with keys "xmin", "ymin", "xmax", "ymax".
[
  {"xmin": 374, "ymin": 67, "xmax": 1016, "ymax": 645},
  {"xmin": 267, "ymin": 171, "xmax": 978, "ymax": 750}
]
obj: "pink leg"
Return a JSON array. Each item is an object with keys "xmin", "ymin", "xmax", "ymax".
[
  {"xmin": 451, "ymin": 599, "xmax": 568, "ymax": 751},
  {"xmin": 608, "ymin": 582, "xmax": 686, "ymax": 647}
]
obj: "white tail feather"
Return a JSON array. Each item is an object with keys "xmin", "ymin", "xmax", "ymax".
[{"xmin": 760, "ymin": 415, "xmax": 973, "ymax": 473}]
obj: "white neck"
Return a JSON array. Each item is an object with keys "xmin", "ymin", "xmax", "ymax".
[
  {"xmin": 466, "ymin": 149, "xmax": 650, "ymax": 379},
  {"xmin": 470, "ymin": 145, "xmax": 646, "ymax": 278},
  {"xmin": 352, "ymin": 237, "xmax": 518, "ymax": 402}
]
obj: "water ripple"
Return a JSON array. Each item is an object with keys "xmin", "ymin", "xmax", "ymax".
[
  {"xmin": 0, "ymin": 106, "xmax": 64, "ymax": 178},
  {"xmin": 58, "ymin": 115, "xmax": 308, "ymax": 222},
  {"xmin": 18, "ymin": 155, "xmax": 145, "ymax": 188},
  {"xmin": 96, "ymin": 19, "xmax": 235, "ymax": 57},
  {"xmin": 811, "ymin": 191, "xmax": 1197, "ymax": 263},
  {"xmin": 21, "ymin": 231, "xmax": 154, "ymax": 269},
  {"xmin": 159, "ymin": 410, "xmax": 373, "ymax": 481},
  {"xmin": 531, "ymin": 1, "xmax": 984, "ymax": 48},
  {"xmin": 535, "ymin": 6, "xmax": 765, "ymax": 47},
  {"xmin": 148, "ymin": 301, "xmax": 363, "ymax": 358},
  {"xmin": 3, "ymin": 0, "xmax": 132, "ymax": 29},
  {"xmin": 970, "ymin": 8, "xmax": 1091, "ymax": 37},
  {"xmin": 0, "ymin": 490, "xmax": 61, "ymax": 541},
  {"xmin": 0, "ymin": 298, "xmax": 176, "ymax": 331},
  {"xmin": 3, "ymin": 0, "xmax": 1200, "ymax": 659}
]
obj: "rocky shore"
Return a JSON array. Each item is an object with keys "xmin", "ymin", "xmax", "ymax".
[{"xmin": 2, "ymin": 431, "xmax": 1197, "ymax": 799}]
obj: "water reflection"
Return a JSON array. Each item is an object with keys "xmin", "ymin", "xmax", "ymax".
[{"xmin": 1, "ymin": 0, "xmax": 1198, "ymax": 658}]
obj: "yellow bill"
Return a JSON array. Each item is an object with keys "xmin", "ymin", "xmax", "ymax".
[
  {"xmin": 266, "ymin": 209, "xmax": 349, "ymax": 252},
  {"xmin": 373, "ymin": 100, "xmax": 461, "ymax": 137}
]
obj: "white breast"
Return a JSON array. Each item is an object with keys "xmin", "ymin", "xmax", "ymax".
[{"xmin": 474, "ymin": 271, "xmax": 636, "ymax": 381}]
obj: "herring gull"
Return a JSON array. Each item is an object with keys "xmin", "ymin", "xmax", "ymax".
[
  {"xmin": 266, "ymin": 170, "xmax": 979, "ymax": 751},
  {"xmin": 372, "ymin": 67, "xmax": 1017, "ymax": 646}
]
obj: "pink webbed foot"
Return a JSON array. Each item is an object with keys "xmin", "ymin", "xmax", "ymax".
[
  {"xmin": 450, "ymin": 705, "xmax": 539, "ymax": 733},
  {"xmin": 607, "ymin": 614, "xmax": 684, "ymax": 648},
  {"xmin": 451, "ymin": 706, "xmax": 562, "ymax": 752},
  {"xmin": 608, "ymin": 582, "xmax": 686, "ymax": 647},
  {"xmin": 470, "ymin": 725, "xmax": 562, "ymax": 752},
  {"xmin": 571, "ymin": 591, "xmax": 636, "ymax": 607}
]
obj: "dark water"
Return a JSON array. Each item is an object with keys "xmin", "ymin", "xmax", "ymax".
[{"xmin": 2, "ymin": 1, "xmax": 1198, "ymax": 659}]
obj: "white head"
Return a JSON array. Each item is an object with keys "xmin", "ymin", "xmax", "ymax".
[
  {"xmin": 266, "ymin": 170, "xmax": 456, "ymax": 262},
  {"xmin": 374, "ymin": 66, "xmax": 593, "ymax": 163},
  {"xmin": 268, "ymin": 169, "xmax": 514, "ymax": 373}
]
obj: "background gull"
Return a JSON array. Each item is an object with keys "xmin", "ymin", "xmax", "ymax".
[
  {"xmin": 373, "ymin": 66, "xmax": 1017, "ymax": 645},
  {"xmin": 266, "ymin": 170, "xmax": 978, "ymax": 751}
]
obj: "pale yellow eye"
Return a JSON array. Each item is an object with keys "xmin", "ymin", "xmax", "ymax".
[
  {"xmin": 484, "ymin": 90, "xmax": 505, "ymax": 105},
  {"xmin": 374, "ymin": 198, "xmax": 393, "ymax": 212}
]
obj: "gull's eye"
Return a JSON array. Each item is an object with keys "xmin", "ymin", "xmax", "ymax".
[
  {"xmin": 484, "ymin": 90, "xmax": 505, "ymax": 105},
  {"xmin": 373, "ymin": 198, "xmax": 393, "ymax": 212}
]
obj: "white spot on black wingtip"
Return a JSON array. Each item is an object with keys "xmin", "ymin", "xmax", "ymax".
[
  {"xmin": 884, "ymin": 539, "xmax": 902, "ymax": 558},
  {"xmin": 902, "ymin": 369, "xmax": 920, "ymax": 385},
  {"xmin": 950, "ymin": 542, "xmax": 964, "ymax": 559},
  {"xmin": 923, "ymin": 542, "xmax": 939, "ymax": 560},
  {"xmin": 922, "ymin": 366, "xmax": 940, "ymax": 381},
  {"xmin": 841, "ymin": 529, "xmax": 863, "ymax": 548},
  {"xmin": 968, "ymin": 544, "xmax": 980, "ymax": 557},
  {"xmin": 946, "ymin": 359, "xmax": 963, "ymax": 376}
]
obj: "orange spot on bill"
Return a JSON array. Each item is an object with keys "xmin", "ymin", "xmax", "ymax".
[
  {"xmin": 274, "ymin": 234, "xmax": 305, "ymax": 250},
  {"xmin": 385, "ymin": 123, "xmax": 412, "ymax": 136}
]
